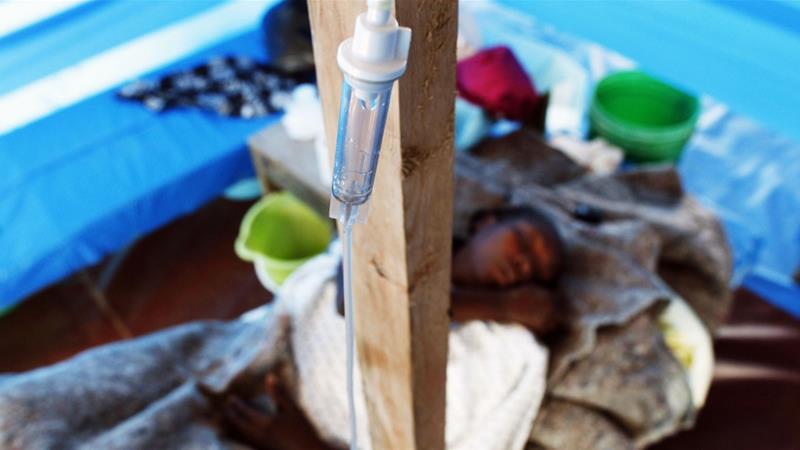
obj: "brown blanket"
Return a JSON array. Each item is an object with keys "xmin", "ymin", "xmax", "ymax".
[
  {"xmin": 456, "ymin": 129, "xmax": 732, "ymax": 448},
  {"xmin": 0, "ymin": 317, "xmax": 287, "ymax": 449}
]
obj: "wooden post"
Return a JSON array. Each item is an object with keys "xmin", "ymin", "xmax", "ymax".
[{"xmin": 308, "ymin": 1, "xmax": 457, "ymax": 449}]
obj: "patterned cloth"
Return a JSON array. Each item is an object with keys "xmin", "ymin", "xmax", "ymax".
[{"xmin": 118, "ymin": 55, "xmax": 313, "ymax": 118}]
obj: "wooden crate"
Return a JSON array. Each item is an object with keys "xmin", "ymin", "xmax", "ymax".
[{"xmin": 247, "ymin": 123, "xmax": 329, "ymax": 217}]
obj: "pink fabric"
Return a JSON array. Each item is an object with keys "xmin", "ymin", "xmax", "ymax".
[{"xmin": 457, "ymin": 46, "xmax": 543, "ymax": 121}]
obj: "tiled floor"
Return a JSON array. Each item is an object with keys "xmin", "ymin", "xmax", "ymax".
[
  {"xmin": 0, "ymin": 197, "xmax": 797, "ymax": 449},
  {"xmin": 0, "ymin": 198, "xmax": 270, "ymax": 373},
  {"xmin": 654, "ymin": 289, "xmax": 800, "ymax": 450}
]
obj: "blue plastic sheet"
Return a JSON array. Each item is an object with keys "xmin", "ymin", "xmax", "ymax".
[
  {"xmin": 0, "ymin": 1, "xmax": 226, "ymax": 96},
  {"xmin": 681, "ymin": 101, "xmax": 800, "ymax": 316},
  {"xmin": 0, "ymin": 2, "xmax": 278, "ymax": 309}
]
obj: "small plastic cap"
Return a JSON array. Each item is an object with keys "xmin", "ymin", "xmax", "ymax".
[{"xmin": 337, "ymin": 1, "xmax": 411, "ymax": 84}]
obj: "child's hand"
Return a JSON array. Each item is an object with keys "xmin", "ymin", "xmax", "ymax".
[
  {"xmin": 223, "ymin": 374, "xmax": 333, "ymax": 450},
  {"xmin": 450, "ymin": 283, "xmax": 560, "ymax": 335}
]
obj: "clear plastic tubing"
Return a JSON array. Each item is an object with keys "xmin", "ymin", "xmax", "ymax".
[
  {"xmin": 334, "ymin": 77, "xmax": 395, "ymax": 450},
  {"xmin": 334, "ymin": 79, "xmax": 392, "ymax": 450},
  {"xmin": 340, "ymin": 204, "xmax": 358, "ymax": 450}
]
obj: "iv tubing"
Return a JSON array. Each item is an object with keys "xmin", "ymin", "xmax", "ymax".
[
  {"xmin": 333, "ymin": 2, "xmax": 410, "ymax": 447},
  {"xmin": 342, "ymin": 204, "xmax": 358, "ymax": 450}
]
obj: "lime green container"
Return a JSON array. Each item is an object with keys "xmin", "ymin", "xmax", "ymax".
[
  {"xmin": 590, "ymin": 70, "xmax": 700, "ymax": 162},
  {"xmin": 235, "ymin": 193, "xmax": 331, "ymax": 286}
]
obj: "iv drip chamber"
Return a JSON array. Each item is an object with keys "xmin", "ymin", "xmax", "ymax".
[
  {"xmin": 330, "ymin": 78, "xmax": 392, "ymax": 221},
  {"xmin": 329, "ymin": 1, "xmax": 411, "ymax": 224}
]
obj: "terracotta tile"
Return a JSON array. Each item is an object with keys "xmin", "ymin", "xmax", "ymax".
[
  {"xmin": 652, "ymin": 377, "xmax": 800, "ymax": 450},
  {"xmin": 0, "ymin": 198, "xmax": 270, "ymax": 372},
  {"xmin": 651, "ymin": 288, "xmax": 800, "ymax": 450},
  {"xmin": 104, "ymin": 198, "xmax": 270, "ymax": 336},
  {"xmin": 0, "ymin": 277, "xmax": 121, "ymax": 372}
]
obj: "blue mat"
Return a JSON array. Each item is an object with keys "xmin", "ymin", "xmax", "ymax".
[{"xmin": 0, "ymin": 1, "xmax": 279, "ymax": 309}]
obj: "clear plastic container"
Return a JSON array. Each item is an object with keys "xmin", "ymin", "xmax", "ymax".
[{"xmin": 331, "ymin": 78, "xmax": 392, "ymax": 208}]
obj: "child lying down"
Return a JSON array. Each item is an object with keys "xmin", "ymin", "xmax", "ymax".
[
  {"xmin": 0, "ymin": 132, "xmax": 732, "ymax": 450},
  {"xmin": 0, "ymin": 207, "xmax": 559, "ymax": 450}
]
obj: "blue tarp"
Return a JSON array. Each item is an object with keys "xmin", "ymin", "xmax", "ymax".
[
  {"xmin": 0, "ymin": 1, "xmax": 279, "ymax": 309},
  {"xmin": 2, "ymin": 0, "xmax": 798, "ymax": 315}
]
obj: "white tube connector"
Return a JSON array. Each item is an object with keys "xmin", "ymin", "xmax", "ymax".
[{"xmin": 337, "ymin": 1, "xmax": 411, "ymax": 85}]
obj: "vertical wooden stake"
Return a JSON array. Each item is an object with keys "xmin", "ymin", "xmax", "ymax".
[{"xmin": 308, "ymin": 1, "xmax": 457, "ymax": 449}]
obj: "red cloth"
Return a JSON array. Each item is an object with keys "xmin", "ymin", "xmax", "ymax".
[{"xmin": 457, "ymin": 46, "xmax": 543, "ymax": 121}]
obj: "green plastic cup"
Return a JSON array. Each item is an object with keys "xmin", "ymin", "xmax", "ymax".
[
  {"xmin": 235, "ymin": 193, "xmax": 331, "ymax": 286},
  {"xmin": 590, "ymin": 70, "xmax": 699, "ymax": 162}
]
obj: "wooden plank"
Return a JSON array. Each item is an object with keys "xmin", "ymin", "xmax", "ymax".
[{"xmin": 307, "ymin": 1, "xmax": 458, "ymax": 449}]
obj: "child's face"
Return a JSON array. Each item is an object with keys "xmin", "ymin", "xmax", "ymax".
[{"xmin": 453, "ymin": 217, "xmax": 547, "ymax": 287}]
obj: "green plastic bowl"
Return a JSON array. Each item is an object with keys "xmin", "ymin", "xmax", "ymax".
[
  {"xmin": 590, "ymin": 70, "xmax": 699, "ymax": 162},
  {"xmin": 235, "ymin": 193, "xmax": 331, "ymax": 286}
]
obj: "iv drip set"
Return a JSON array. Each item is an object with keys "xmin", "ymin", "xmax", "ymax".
[
  {"xmin": 330, "ymin": 1, "xmax": 411, "ymax": 449},
  {"xmin": 330, "ymin": 0, "xmax": 411, "ymax": 225}
]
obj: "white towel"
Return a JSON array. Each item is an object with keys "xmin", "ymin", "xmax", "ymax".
[{"xmin": 277, "ymin": 253, "xmax": 548, "ymax": 450}]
